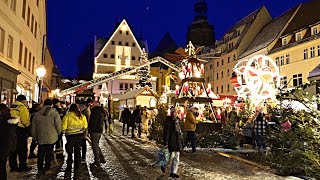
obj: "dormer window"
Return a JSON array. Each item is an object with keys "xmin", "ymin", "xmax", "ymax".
[
  {"xmin": 236, "ymin": 29, "xmax": 241, "ymax": 36},
  {"xmin": 282, "ymin": 38, "xmax": 288, "ymax": 45},
  {"xmin": 296, "ymin": 33, "xmax": 302, "ymax": 41},
  {"xmin": 312, "ymin": 27, "xmax": 318, "ymax": 35}
]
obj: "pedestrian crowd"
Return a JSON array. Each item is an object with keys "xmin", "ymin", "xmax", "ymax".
[{"xmin": 0, "ymin": 95, "xmax": 111, "ymax": 180}]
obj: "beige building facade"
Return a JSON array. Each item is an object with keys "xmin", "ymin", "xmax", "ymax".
[{"xmin": 0, "ymin": 0, "xmax": 47, "ymax": 105}]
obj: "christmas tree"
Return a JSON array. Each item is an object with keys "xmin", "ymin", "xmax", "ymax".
[{"xmin": 136, "ymin": 49, "xmax": 152, "ymax": 89}]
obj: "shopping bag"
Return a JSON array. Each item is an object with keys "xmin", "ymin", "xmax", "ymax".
[{"xmin": 155, "ymin": 147, "xmax": 170, "ymax": 167}]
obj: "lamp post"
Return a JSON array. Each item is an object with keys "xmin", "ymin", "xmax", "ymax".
[{"xmin": 35, "ymin": 64, "xmax": 46, "ymax": 103}]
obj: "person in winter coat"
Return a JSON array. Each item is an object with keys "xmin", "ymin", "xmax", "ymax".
[
  {"xmin": 163, "ymin": 107, "xmax": 183, "ymax": 178},
  {"xmin": 88, "ymin": 102, "xmax": 106, "ymax": 165},
  {"xmin": 131, "ymin": 105, "xmax": 142, "ymax": 138},
  {"xmin": 253, "ymin": 110, "xmax": 268, "ymax": 152},
  {"xmin": 120, "ymin": 108, "xmax": 131, "ymax": 135},
  {"xmin": 31, "ymin": 99, "xmax": 61, "ymax": 174},
  {"xmin": 184, "ymin": 102, "xmax": 198, "ymax": 153},
  {"xmin": 28, "ymin": 103, "xmax": 40, "ymax": 159},
  {"xmin": 78, "ymin": 101, "xmax": 91, "ymax": 163},
  {"xmin": 0, "ymin": 103, "xmax": 19, "ymax": 180},
  {"xmin": 52, "ymin": 98, "xmax": 65, "ymax": 159},
  {"xmin": 62, "ymin": 104, "xmax": 88, "ymax": 172},
  {"xmin": 9, "ymin": 94, "xmax": 32, "ymax": 172}
]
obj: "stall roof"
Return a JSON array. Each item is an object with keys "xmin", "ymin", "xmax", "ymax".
[{"xmin": 118, "ymin": 87, "xmax": 159, "ymax": 100}]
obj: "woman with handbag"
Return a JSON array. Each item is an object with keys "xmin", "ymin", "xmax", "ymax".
[{"xmin": 163, "ymin": 107, "xmax": 183, "ymax": 178}]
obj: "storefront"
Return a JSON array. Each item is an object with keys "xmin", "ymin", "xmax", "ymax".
[{"xmin": 0, "ymin": 61, "xmax": 20, "ymax": 106}]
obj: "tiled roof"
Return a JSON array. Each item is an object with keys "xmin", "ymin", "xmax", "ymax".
[
  {"xmin": 308, "ymin": 64, "xmax": 320, "ymax": 78},
  {"xmin": 240, "ymin": 6, "xmax": 299, "ymax": 58},
  {"xmin": 118, "ymin": 87, "xmax": 158, "ymax": 100}
]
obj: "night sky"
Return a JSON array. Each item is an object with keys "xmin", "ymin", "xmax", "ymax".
[{"xmin": 47, "ymin": 0, "xmax": 309, "ymax": 78}]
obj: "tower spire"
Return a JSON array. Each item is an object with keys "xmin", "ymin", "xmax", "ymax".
[{"xmin": 194, "ymin": 0, "xmax": 208, "ymax": 20}]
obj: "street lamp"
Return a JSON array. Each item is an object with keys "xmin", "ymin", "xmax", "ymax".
[{"xmin": 35, "ymin": 64, "xmax": 46, "ymax": 103}]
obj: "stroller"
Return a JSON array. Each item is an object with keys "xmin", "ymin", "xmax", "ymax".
[{"xmin": 239, "ymin": 121, "xmax": 256, "ymax": 149}]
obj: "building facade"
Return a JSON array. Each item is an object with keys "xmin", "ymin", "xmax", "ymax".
[{"xmin": 0, "ymin": 0, "xmax": 47, "ymax": 105}]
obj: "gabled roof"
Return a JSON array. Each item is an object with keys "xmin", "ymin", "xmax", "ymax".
[
  {"xmin": 95, "ymin": 19, "xmax": 143, "ymax": 58},
  {"xmin": 240, "ymin": 5, "xmax": 299, "ymax": 58},
  {"xmin": 118, "ymin": 87, "xmax": 159, "ymax": 100},
  {"xmin": 282, "ymin": 0, "xmax": 320, "ymax": 37},
  {"xmin": 308, "ymin": 64, "xmax": 320, "ymax": 79}
]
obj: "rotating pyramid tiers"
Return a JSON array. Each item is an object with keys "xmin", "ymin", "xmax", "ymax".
[{"xmin": 174, "ymin": 42, "xmax": 218, "ymax": 123}]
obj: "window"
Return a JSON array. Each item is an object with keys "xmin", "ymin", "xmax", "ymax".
[
  {"xmin": 32, "ymin": 56, "xmax": 35, "ymax": 74},
  {"xmin": 31, "ymin": 15, "xmax": 34, "ymax": 33},
  {"xmin": 281, "ymin": 76, "xmax": 287, "ymax": 87},
  {"xmin": 280, "ymin": 56, "xmax": 284, "ymax": 66},
  {"xmin": 22, "ymin": 0, "xmax": 26, "ymax": 19},
  {"xmin": 130, "ymin": 83, "xmax": 133, "ymax": 89},
  {"xmin": 24, "ymin": 47, "xmax": 28, "ymax": 68},
  {"xmin": 132, "ymin": 56, "xmax": 136, "ymax": 60},
  {"xmin": 10, "ymin": 0, "xmax": 16, "ymax": 12},
  {"xmin": 27, "ymin": 7, "xmax": 30, "ymax": 26},
  {"xmin": 237, "ymin": 29, "xmax": 241, "ymax": 36},
  {"xmin": 283, "ymin": 38, "xmax": 287, "ymax": 45},
  {"xmin": 7, "ymin": 35, "xmax": 13, "ymax": 59},
  {"xmin": 118, "ymin": 41, "xmax": 122, "ymax": 45},
  {"xmin": 111, "ymin": 41, "xmax": 115, "ymax": 45},
  {"xmin": 209, "ymin": 64, "xmax": 212, "ymax": 70},
  {"xmin": 132, "ymin": 42, "xmax": 136, "ymax": 47},
  {"xmin": 233, "ymin": 54, "xmax": 236, "ymax": 61},
  {"xmin": 318, "ymin": 45, "xmax": 320, "ymax": 56},
  {"xmin": 221, "ymin": 85, "xmax": 224, "ymax": 93},
  {"xmin": 285, "ymin": 54, "xmax": 290, "ymax": 64},
  {"xmin": 304, "ymin": 49, "xmax": 308, "ymax": 59},
  {"xmin": 275, "ymin": 57, "xmax": 279, "ymax": 65},
  {"xmin": 227, "ymin": 69, "xmax": 230, "ymax": 76},
  {"xmin": 0, "ymin": 27, "xmax": 4, "ymax": 54},
  {"xmin": 36, "ymin": 0, "xmax": 39, "ymax": 6},
  {"xmin": 103, "ymin": 54, "xmax": 107, "ymax": 58},
  {"xmin": 227, "ymin": 84, "xmax": 230, "ymax": 92},
  {"xmin": 18, "ymin": 41, "xmax": 23, "ymax": 64},
  {"xmin": 216, "ymin": 61, "xmax": 219, "ymax": 67},
  {"xmin": 312, "ymin": 27, "xmax": 318, "ymax": 35},
  {"xmin": 119, "ymin": 83, "xmax": 123, "ymax": 90},
  {"xmin": 28, "ymin": 52, "xmax": 31, "ymax": 71},
  {"xmin": 216, "ymin": 87, "xmax": 218, "ymax": 94},
  {"xmin": 125, "ymin": 42, "xmax": 129, "ymax": 46},
  {"xmin": 34, "ymin": 21, "xmax": 37, "ymax": 38},
  {"xmin": 125, "ymin": 83, "xmax": 128, "ymax": 90},
  {"xmin": 228, "ymin": 57, "xmax": 230, "ymax": 63},
  {"xmin": 119, "ymin": 30, "xmax": 122, "ymax": 34},
  {"xmin": 221, "ymin": 59, "xmax": 224, "ymax": 65},
  {"xmin": 296, "ymin": 33, "xmax": 301, "ymax": 41},
  {"xmin": 293, "ymin": 74, "xmax": 302, "ymax": 87},
  {"xmin": 216, "ymin": 73, "xmax": 219, "ymax": 79},
  {"xmin": 126, "ymin": 31, "xmax": 129, "ymax": 35},
  {"xmin": 221, "ymin": 71, "xmax": 224, "ymax": 78},
  {"xmin": 111, "ymin": 54, "xmax": 115, "ymax": 59},
  {"xmin": 310, "ymin": 47, "xmax": 315, "ymax": 58}
]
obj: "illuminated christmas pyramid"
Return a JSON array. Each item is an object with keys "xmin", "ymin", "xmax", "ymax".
[{"xmin": 174, "ymin": 42, "xmax": 218, "ymax": 122}]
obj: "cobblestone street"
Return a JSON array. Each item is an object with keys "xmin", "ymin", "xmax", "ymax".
[{"xmin": 7, "ymin": 122, "xmax": 299, "ymax": 180}]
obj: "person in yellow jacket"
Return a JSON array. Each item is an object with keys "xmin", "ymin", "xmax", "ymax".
[
  {"xmin": 62, "ymin": 104, "xmax": 87, "ymax": 172},
  {"xmin": 184, "ymin": 101, "xmax": 198, "ymax": 153},
  {"xmin": 9, "ymin": 95, "xmax": 32, "ymax": 172}
]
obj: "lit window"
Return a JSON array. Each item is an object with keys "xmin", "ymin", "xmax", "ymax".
[
  {"xmin": 304, "ymin": 49, "xmax": 308, "ymax": 59},
  {"xmin": 285, "ymin": 54, "xmax": 290, "ymax": 64},
  {"xmin": 312, "ymin": 27, "xmax": 318, "ymax": 35},
  {"xmin": 296, "ymin": 33, "xmax": 301, "ymax": 41},
  {"xmin": 310, "ymin": 47, "xmax": 315, "ymax": 58},
  {"xmin": 0, "ymin": 27, "xmax": 5, "ymax": 54},
  {"xmin": 293, "ymin": 74, "xmax": 302, "ymax": 87},
  {"xmin": 7, "ymin": 35, "xmax": 13, "ymax": 59}
]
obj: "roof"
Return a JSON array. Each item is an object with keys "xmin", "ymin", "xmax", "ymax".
[
  {"xmin": 118, "ymin": 87, "xmax": 159, "ymax": 100},
  {"xmin": 282, "ymin": 0, "xmax": 320, "ymax": 37},
  {"xmin": 308, "ymin": 64, "xmax": 320, "ymax": 78},
  {"xmin": 240, "ymin": 6, "xmax": 299, "ymax": 58}
]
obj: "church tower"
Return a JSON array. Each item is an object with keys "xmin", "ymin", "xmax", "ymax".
[{"xmin": 186, "ymin": 0, "xmax": 215, "ymax": 47}]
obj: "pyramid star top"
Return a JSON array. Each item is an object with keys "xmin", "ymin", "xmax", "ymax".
[{"xmin": 185, "ymin": 41, "xmax": 196, "ymax": 57}]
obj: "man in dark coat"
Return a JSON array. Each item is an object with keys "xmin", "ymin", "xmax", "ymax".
[
  {"xmin": 163, "ymin": 107, "xmax": 182, "ymax": 178},
  {"xmin": 120, "ymin": 108, "xmax": 131, "ymax": 135},
  {"xmin": 0, "ymin": 103, "xmax": 19, "ymax": 180},
  {"xmin": 130, "ymin": 105, "xmax": 142, "ymax": 138},
  {"xmin": 88, "ymin": 101, "xmax": 106, "ymax": 165},
  {"xmin": 28, "ymin": 103, "xmax": 40, "ymax": 159}
]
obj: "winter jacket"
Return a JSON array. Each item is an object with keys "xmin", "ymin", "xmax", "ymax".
[
  {"xmin": 163, "ymin": 116, "xmax": 183, "ymax": 152},
  {"xmin": 31, "ymin": 106, "xmax": 61, "ymax": 145},
  {"xmin": 131, "ymin": 108, "xmax": 142, "ymax": 124},
  {"xmin": 88, "ymin": 106, "xmax": 105, "ymax": 133},
  {"xmin": 10, "ymin": 101, "xmax": 30, "ymax": 128},
  {"xmin": 79, "ymin": 104, "xmax": 91, "ymax": 123},
  {"xmin": 121, "ymin": 108, "xmax": 131, "ymax": 124},
  {"xmin": 0, "ymin": 115, "xmax": 18, "ymax": 158},
  {"xmin": 184, "ymin": 109, "xmax": 198, "ymax": 131},
  {"xmin": 254, "ymin": 113, "xmax": 267, "ymax": 136},
  {"xmin": 53, "ymin": 105, "xmax": 65, "ymax": 120},
  {"xmin": 62, "ymin": 112, "xmax": 88, "ymax": 135}
]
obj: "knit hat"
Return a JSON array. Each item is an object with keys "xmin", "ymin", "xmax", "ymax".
[
  {"xmin": 16, "ymin": 95, "xmax": 27, "ymax": 101},
  {"xmin": 52, "ymin": 98, "xmax": 60, "ymax": 105}
]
